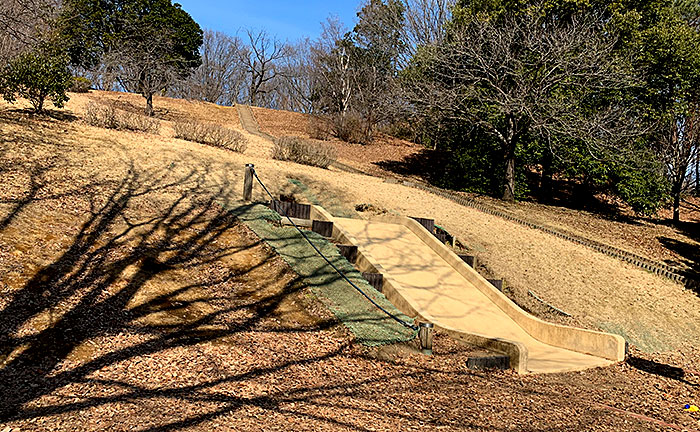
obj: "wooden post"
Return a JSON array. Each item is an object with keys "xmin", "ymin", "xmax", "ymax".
[
  {"xmin": 418, "ymin": 322, "xmax": 434, "ymax": 355},
  {"xmin": 243, "ymin": 164, "xmax": 254, "ymax": 201},
  {"xmin": 337, "ymin": 245, "xmax": 358, "ymax": 263},
  {"xmin": 459, "ymin": 255, "xmax": 477, "ymax": 268}
]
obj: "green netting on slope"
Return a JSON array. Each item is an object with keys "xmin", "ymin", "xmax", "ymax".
[{"xmin": 229, "ymin": 203, "xmax": 417, "ymax": 346}]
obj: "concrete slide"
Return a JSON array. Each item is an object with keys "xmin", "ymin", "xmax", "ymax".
[{"xmin": 310, "ymin": 206, "xmax": 626, "ymax": 374}]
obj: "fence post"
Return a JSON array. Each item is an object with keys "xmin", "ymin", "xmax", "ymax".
[
  {"xmin": 418, "ymin": 322, "xmax": 434, "ymax": 355},
  {"xmin": 243, "ymin": 164, "xmax": 254, "ymax": 201}
]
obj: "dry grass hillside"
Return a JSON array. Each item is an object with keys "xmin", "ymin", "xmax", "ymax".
[
  {"xmin": 251, "ymin": 106, "xmax": 700, "ymax": 275},
  {"xmin": 1, "ymin": 91, "xmax": 699, "ymax": 431},
  {"xmin": 251, "ymin": 105, "xmax": 424, "ymax": 177}
]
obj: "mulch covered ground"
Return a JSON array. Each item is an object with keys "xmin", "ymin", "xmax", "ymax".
[{"xmin": 2, "ymin": 239, "xmax": 699, "ymax": 432}]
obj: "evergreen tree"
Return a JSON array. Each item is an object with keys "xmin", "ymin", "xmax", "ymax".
[{"xmin": 60, "ymin": 0, "xmax": 203, "ymax": 115}]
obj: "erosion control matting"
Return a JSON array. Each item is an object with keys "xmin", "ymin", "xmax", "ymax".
[{"xmin": 228, "ymin": 203, "xmax": 417, "ymax": 346}]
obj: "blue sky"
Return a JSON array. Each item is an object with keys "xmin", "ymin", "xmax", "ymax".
[{"xmin": 176, "ymin": 0, "xmax": 360, "ymax": 42}]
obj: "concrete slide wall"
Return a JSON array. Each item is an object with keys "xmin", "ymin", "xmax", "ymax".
[{"xmin": 309, "ymin": 205, "xmax": 626, "ymax": 373}]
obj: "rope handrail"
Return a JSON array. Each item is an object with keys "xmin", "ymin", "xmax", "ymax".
[{"xmin": 250, "ymin": 166, "xmax": 418, "ymax": 332}]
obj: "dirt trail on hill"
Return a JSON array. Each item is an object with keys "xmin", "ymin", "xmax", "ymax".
[{"xmin": 236, "ymin": 104, "xmax": 276, "ymax": 159}]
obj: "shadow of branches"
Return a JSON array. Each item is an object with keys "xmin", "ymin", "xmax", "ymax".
[
  {"xmin": 0, "ymin": 108, "xmax": 693, "ymax": 432},
  {"xmin": 0, "ymin": 155, "xmax": 609, "ymax": 431}
]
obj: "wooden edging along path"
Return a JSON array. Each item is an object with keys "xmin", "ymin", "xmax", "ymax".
[{"xmin": 402, "ymin": 180, "xmax": 698, "ymax": 289}]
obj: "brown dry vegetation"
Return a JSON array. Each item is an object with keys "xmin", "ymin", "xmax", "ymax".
[
  {"xmin": 272, "ymin": 136, "xmax": 337, "ymax": 168},
  {"xmin": 1, "ymin": 92, "xmax": 700, "ymax": 430},
  {"xmin": 173, "ymin": 121, "xmax": 247, "ymax": 153},
  {"xmin": 251, "ymin": 105, "xmax": 423, "ymax": 177},
  {"xmin": 78, "ymin": 90, "xmax": 243, "ymax": 129}
]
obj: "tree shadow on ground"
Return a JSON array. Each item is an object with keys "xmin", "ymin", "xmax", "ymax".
[
  {"xmin": 658, "ymin": 235, "xmax": 700, "ymax": 295},
  {"xmin": 0, "ymin": 110, "xmax": 689, "ymax": 432},
  {"xmin": 374, "ymin": 147, "xmax": 445, "ymax": 184},
  {"xmin": 0, "ymin": 158, "xmax": 460, "ymax": 430},
  {"xmin": 0, "ymin": 107, "xmax": 79, "ymax": 123},
  {"xmin": 655, "ymin": 199, "xmax": 700, "ymax": 294},
  {"xmin": 0, "ymin": 157, "xmax": 356, "ymax": 422}
]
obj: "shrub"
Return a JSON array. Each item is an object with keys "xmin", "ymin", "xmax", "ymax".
[
  {"xmin": 85, "ymin": 101, "xmax": 118, "ymax": 128},
  {"xmin": 331, "ymin": 113, "xmax": 371, "ymax": 144},
  {"xmin": 70, "ymin": 76, "xmax": 92, "ymax": 93},
  {"xmin": 173, "ymin": 121, "xmax": 247, "ymax": 153},
  {"xmin": 84, "ymin": 102, "xmax": 160, "ymax": 134},
  {"xmin": 307, "ymin": 115, "xmax": 332, "ymax": 140},
  {"xmin": 118, "ymin": 111, "xmax": 160, "ymax": 133},
  {"xmin": 0, "ymin": 45, "xmax": 72, "ymax": 113},
  {"xmin": 272, "ymin": 136, "xmax": 337, "ymax": 168}
]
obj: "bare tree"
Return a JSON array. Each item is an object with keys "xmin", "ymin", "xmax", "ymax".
[
  {"xmin": 0, "ymin": 0, "xmax": 59, "ymax": 62},
  {"xmin": 171, "ymin": 30, "xmax": 247, "ymax": 106},
  {"xmin": 399, "ymin": 0, "xmax": 454, "ymax": 66},
  {"xmin": 243, "ymin": 29, "xmax": 289, "ymax": 106},
  {"xmin": 659, "ymin": 106, "xmax": 700, "ymax": 222},
  {"xmin": 312, "ymin": 18, "xmax": 354, "ymax": 117},
  {"xmin": 408, "ymin": 11, "xmax": 641, "ymax": 201},
  {"xmin": 275, "ymin": 38, "xmax": 315, "ymax": 113}
]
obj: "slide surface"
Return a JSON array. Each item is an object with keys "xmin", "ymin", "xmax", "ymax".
[{"xmin": 334, "ymin": 217, "xmax": 615, "ymax": 374}]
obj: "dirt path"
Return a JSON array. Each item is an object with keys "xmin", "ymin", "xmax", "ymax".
[
  {"xmin": 236, "ymin": 105, "xmax": 274, "ymax": 139},
  {"xmin": 236, "ymin": 104, "xmax": 276, "ymax": 159}
]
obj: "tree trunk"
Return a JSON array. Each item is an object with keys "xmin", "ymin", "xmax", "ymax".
[
  {"xmin": 145, "ymin": 93, "xmax": 154, "ymax": 117},
  {"xmin": 671, "ymin": 175, "xmax": 683, "ymax": 223},
  {"xmin": 503, "ymin": 146, "xmax": 516, "ymax": 202},
  {"xmin": 672, "ymin": 190, "xmax": 681, "ymax": 224},
  {"xmin": 539, "ymin": 150, "xmax": 554, "ymax": 203},
  {"xmin": 696, "ymin": 151, "xmax": 700, "ymax": 196},
  {"xmin": 502, "ymin": 116, "xmax": 517, "ymax": 202}
]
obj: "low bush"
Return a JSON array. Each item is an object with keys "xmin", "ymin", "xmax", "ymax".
[
  {"xmin": 173, "ymin": 121, "xmax": 247, "ymax": 153},
  {"xmin": 84, "ymin": 102, "xmax": 160, "ymax": 134},
  {"xmin": 70, "ymin": 76, "xmax": 92, "ymax": 93},
  {"xmin": 119, "ymin": 111, "xmax": 160, "ymax": 133},
  {"xmin": 331, "ymin": 113, "xmax": 371, "ymax": 144},
  {"xmin": 84, "ymin": 102, "xmax": 117, "ymax": 128},
  {"xmin": 272, "ymin": 136, "xmax": 337, "ymax": 168},
  {"xmin": 307, "ymin": 115, "xmax": 332, "ymax": 140}
]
